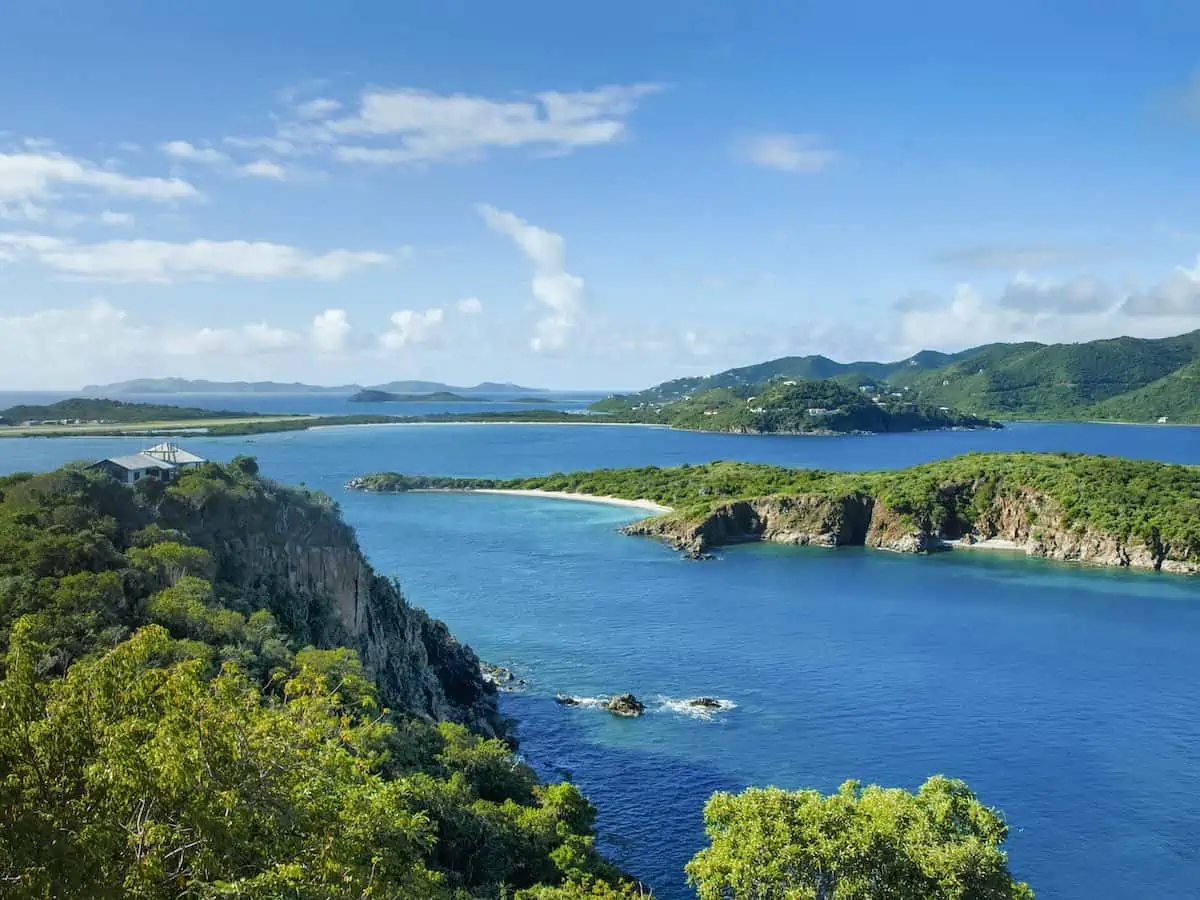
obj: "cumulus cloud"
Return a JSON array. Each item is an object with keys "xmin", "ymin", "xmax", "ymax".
[
  {"xmin": 0, "ymin": 233, "xmax": 393, "ymax": 283},
  {"xmin": 380, "ymin": 308, "xmax": 445, "ymax": 350},
  {"xmin": 311, "ymin": 308, "xmax": 352, "ymax": 353},
  {"xmin": 997, "ymin": 272, "xmax": 1115, "ymax": 315},
  {"xmin": 0, "ymin": 150, "xmax": 198, "ymax": 209},
  {"xmin": 238, "ymin": 159, "xmax": 287, "ymax": 180},
  {"xmin": 884, "ymin": 256, "xmax": 1200, "ymax": 356},
  {"xmin": 160, "ymin": 140, "xmax": 229, "ymax": 164},
  {"xmin": 99, "ymin": 210, "xmax": 134, "ymax": 227},
  {"xmin": 456, "ymin": 296, "xmax": 483, "ymax": 314},
  {"xmin": 1121, "ymin": 258, "xmax": 1200, "ymax": 317},
  {"xmin": 737, "ymin": 133, "xmax": 836, "ymax": 174},
  {"xmin": 477, "ymin": 204, "xmax": 584, "ymax": 351}
]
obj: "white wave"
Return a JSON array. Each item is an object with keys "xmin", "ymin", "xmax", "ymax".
[
  {"xmin": 555, "ymin": 694, "xmax": 609, "ymax": 709},
  {"xmin": 657, "ymin": 696, "xmax": 738, "ymax": 720}
]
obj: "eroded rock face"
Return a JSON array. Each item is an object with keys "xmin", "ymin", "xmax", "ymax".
[
  {"xmin": 624, "ymin": 484, "xmax": 1199, "ymax": 575},
  {"xmin": 159, "ymin": 480, "xmax": 503, "ymax": 736}
]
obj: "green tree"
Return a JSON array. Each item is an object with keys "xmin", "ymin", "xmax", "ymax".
[{"xmin": 685, "ymin": 777, "xmax": 1033, "ymax": 900}]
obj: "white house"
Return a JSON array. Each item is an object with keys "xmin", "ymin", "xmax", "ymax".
[{"xmin": 90, "ymin": 443, "xmax": 206, "ymax": 485}]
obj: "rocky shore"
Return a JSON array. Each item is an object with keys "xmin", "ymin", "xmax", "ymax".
[{"xmin": 624, "ymin": 489, "xmax": 1200, "ymax": 575}]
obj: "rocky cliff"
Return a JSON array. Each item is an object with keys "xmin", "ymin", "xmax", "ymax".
[
  {"xmin": 625, "ymin": 483, "xmax": 1200, "ymax": 574},
  {"xmin": 155, "ymin": 470, "xmax": 503, "ymax": 735}
]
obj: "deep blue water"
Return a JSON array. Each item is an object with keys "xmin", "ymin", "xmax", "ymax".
[{"xmin": 0, "ymin": 419, "xmax": 1197, "ymax": 899}]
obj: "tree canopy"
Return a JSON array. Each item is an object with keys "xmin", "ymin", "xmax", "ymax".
[{"xmin": 686, "ymin": 777, "xmax": 1033, "ymax": 900}]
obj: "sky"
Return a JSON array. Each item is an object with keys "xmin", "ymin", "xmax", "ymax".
[{"xmin": 2, "ymin": 1, "xmax": 1200, "ymax": 390}]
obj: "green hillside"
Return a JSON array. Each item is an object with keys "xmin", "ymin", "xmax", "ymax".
[
  {"xmin": 626, "ymin": 329, "xmax": 1200, "ymax": 423},
  {"xmin": 591, "ymin": 378, "xmax": 997, "ymax": 434}
]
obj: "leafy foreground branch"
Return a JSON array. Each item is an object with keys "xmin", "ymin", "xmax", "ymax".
[{"xmin": 0, "ymin": 461, "xmax": 1033, "ymax": 897}]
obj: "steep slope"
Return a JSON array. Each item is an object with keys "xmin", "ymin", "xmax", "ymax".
[{"xmin": 616, "ymin": 329, "xmax": 1200, "ymax": 422}]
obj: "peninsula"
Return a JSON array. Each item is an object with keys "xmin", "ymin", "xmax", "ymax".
[
  {"xmin": 349, "ymin": 389, "xmax": 555, "ymax": 404},
  {"xmin": 348, "ymin": 452, "xmax": 1200, "ymax": 575}
]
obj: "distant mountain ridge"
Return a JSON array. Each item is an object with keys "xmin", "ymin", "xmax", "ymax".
[
  {"xmin": 82, "ymin": 377, "xmax": 543, "ymax": 394},
  {"xmin": 627, "ymin": 329, "xmax": 1200, "ymax": 423}
]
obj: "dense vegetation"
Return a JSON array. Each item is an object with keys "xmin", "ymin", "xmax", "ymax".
[
  {"xmin": 0, "ymin": 461, "xmax": 634, "ymax": 898},
  {"xmin": 0, "ymin": 398, "xmax": 253, "ymax": 426},
  {"xmin": 352, "ymin": 452, "xmax": 1200, "ymax": 562},
  {"xmin": 351, "ymin": 390, "xmax": 492, "ymax": 403},
  {"xmin": 592, "ymin": 378, "xmax": 997, "ymax": 433},
  {"xmin": 0, "ymin": 459, "xmax": 1036, "ymax": 896},
  {"xmin": 621, "ymin": 329, "xmax": 1200, "ymax": 423},
  {"xmin": 688, "ymin": 777, "xmax": 1032, "ymax": 899}
]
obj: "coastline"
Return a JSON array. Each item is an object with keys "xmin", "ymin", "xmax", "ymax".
[
  {"xmin": 942, "ymin": 537, "xmax": 1023, "ymax": 553},
  {"xmin": 472, "ymin": 488, "xmax": 672, "ymax": 514}
]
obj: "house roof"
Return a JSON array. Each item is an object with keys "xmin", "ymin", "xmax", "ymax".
[
  {"xmin": 143, "ymin": 443, "xmax": 206, "ymax": 465},
  {"xmin": 97, "ymin": 453, "xmax": 177, "ymax": 472}
]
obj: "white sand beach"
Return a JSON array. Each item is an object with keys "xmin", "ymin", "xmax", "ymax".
[
  {"xmin": 473, "ymin": 488, "xmax": 672, "ymax": 514},
  {"xmin": 944, "ymin": 537, "xmax": 1023, "ymax": 552}
]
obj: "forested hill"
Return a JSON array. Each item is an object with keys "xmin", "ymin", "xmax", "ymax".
[
  {"xmin": 0, "ymin": 459, "xmax": 635, "ymax": 897},
  {"xmin": 591, "ymin": 377, "xmax": 999, "ymax": 434},
  {"xmin": 0, "ymin": 397, "xmax": 250, "ymax": 425},
  {"xmin": 624, "ymin": 329, "xmax": 1200, "ymax": 422}
]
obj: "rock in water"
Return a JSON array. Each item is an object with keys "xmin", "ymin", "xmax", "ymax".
[
  {"xmin": 555, "ymin": 694, "xmax": 580, "ymax": 706},
  {"xmin": 480, "ymin": 662, "xmax": 515, "ymax": 686},
  {"xmin": 605, "ymin": 693, "xmax": 645, "ymax": 717},
  {"xmin": 688, "ymin": 697, "xmax": 722, "ymax": 710}
]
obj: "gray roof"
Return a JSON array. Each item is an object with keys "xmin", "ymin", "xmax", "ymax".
[
  {"xmin": 97, "ymin": 453, "xmax": 176, "ymax": 472},
  {"xmin": 143, "ymin": 442, "xmax": 206, "ymax": 465}
]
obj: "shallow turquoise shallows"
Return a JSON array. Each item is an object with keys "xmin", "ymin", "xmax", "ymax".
[{"xmin": 1, "ymin": 414, "xmax": 1197, "ymax": 899}]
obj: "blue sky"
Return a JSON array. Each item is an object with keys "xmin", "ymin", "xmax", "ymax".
[{"xmin": 1, "ymin": 1, "xmax": 1199, "ymax": 389}]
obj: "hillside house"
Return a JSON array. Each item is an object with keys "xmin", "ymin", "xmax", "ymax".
[{"xmin": 90, "ymin": 443, "xmax": 207, "ymax": 485}]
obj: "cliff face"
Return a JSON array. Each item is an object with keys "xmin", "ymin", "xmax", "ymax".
[
  {"xmin": 156, "ymin": 475, "xmax": 503, "ymax": 735},
  {"xmin": 626, "ymin": 484, "xmax": 1199, "ymax": 574}
]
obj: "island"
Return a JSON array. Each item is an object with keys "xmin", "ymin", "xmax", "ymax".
[
  {"xmin": 348, "ymin": 452, "xmax": 1200, "ymax": 575},
  {"xmin": 625, "ymin": 327, "xmax": 1200, "ymax": 424},
  {"xmin": 84, "ymin": 377, "xmax": 544, "ymax": 394},
  {"xmin": 349, "ymin": 389, "xmax": 554, "ymax": 404}
]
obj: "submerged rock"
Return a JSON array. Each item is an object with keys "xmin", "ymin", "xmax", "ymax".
[
  {"xmin": 605, "ymin": 693, "xmax": 645, "ymax": 717},
  {"xmin": 555, "ymin": 694, "xmax": 581, "ymax": 707},
  {"xmin": 688, "ymin": 697, "xmax": 722, "ymax": 710}
]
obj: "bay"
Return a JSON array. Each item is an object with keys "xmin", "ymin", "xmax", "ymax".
[{"xmin": 0, "ymin": 418, "xmax": 1196, "ymax": 899}]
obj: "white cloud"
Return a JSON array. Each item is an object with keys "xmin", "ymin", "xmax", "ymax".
[
  {"xmin": 0, "ymin": 233, "xmax": 392, "ymax": 283},
  {"xmin": 477, "ymin": 204, "xmax": 584, "ymax": 351},
  {"xmin": 99, "ymin": 210, "xmax": 134, "ymax": 227},
  {"xmin": 0, "ymin": 150, "xmax": 198, "ymax": 205},
  {"xmin": 238, "ymin": 159, "xmax": 287, "ymax": 180},
  {"xmin": 296, "ymin": 98, "xmax": 342, "ymax": 119},
  {"xmin": 162, "ymin": 322, "xmax": 301, "ymax": 356},
  {"xmin": 245, "ymin": 83, "xmax": 661, "ymax": 167},
  {"xmin": 886, "ymin": 258, "xmax": 1200, "ymax": 354},
  {"xmin": 997, "ymin": 272, "xmax": 1115, "ymax": 315},
  {"xmin": 457, "ymin": 296, "xmax": 483, "ymax": 314},
  {"xmin": 160, "ymin": 140, "xmax": 229, "ymax": 164},
  {"xmin": 381, "ymin": 308, "xmax": 445, "ymax": 349},
  {"xmin": 737, "ymin": 133, "xmax": 837, "ymax": 174},
  {"xmin": 1122, "ymin": 257, "xmax": 1200, "ymax": 317},
  {"xmin": 311, "ymin": 308, "xmax": 352, "ymax": 353}
]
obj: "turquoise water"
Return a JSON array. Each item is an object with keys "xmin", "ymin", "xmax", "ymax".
[{"xmin": 1, "ymin": 420, "xmax": 1198, "ymax": 898}]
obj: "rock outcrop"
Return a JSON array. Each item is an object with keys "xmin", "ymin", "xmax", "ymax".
[
  {"xmin": 605, "ymin": 693, "xmax": 645, "ymax": 717},
  {"xmin": 156, "ymin": 475, "xmax": 503, "ymax": 735},
  {"xmin": 624, "ymin": 484, "xmax": 1200, "ymax": 575}
]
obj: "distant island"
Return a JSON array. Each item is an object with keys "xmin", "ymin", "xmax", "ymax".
[
  {"xmin": 633, "ymin": 328, "xmax": 1200, "ymax": 424},
  {"xmin": 83, "ymin": 377, "xmax": 544, "ymax": 395},
  {"xmin": 348, "ymin": 452, "xmax": 1200, "ymax": 575},
  {"xmin": 350, "ymin": 389, "xmax": 555, "ymax": 404}
]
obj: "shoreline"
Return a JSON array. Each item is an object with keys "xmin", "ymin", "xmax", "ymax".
[
  {"xmin": 472, "ymin": 488, "xmax": 672, "ymax": 514},
  {"xmin": 941, "ymin": 537, "xmax": 1023, "ymax": 553}
]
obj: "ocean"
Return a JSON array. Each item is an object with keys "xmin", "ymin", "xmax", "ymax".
[{"xmin": 0, "ymin": 410, "xmax": 1197, "ymax": 899}]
